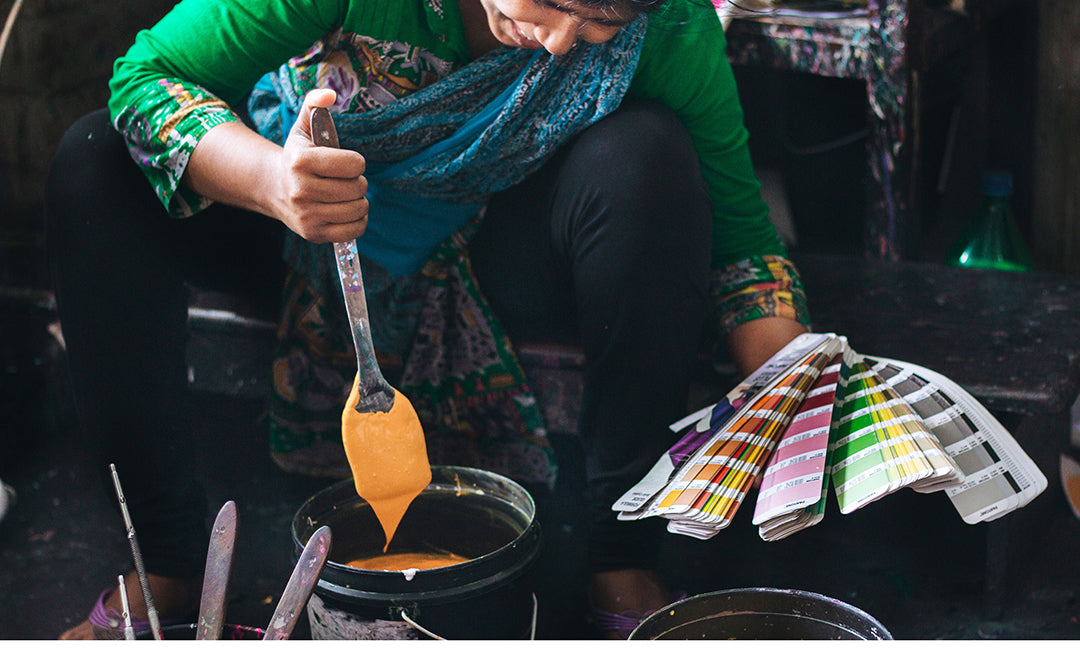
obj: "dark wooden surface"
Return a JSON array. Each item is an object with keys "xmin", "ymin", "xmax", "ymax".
[{"xmin": 795, "ymin": 252, "xmax": 1080, "ymax": 417}]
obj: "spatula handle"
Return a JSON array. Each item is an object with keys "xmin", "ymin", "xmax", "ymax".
[
  {"xmin": 333, "ymin": 238, "xmax": 394, "ymax": 412},
  {"xmin": 312, "ymin": 106, "xmax": 395, "ymax": 414}
]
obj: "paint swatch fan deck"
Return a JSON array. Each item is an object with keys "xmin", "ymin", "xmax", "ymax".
[{"xmin": 613, "ymin": 333, "xmax": 1047, "ymax": 541}]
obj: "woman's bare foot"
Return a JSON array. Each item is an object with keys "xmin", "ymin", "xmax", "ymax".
[
  {"xmin": 58, "ymin": 572, "xmax": 202, "ymax": 640},
  {"xmin": 588, "ymin": 568, "xmax": 674, "ymax": 639}
]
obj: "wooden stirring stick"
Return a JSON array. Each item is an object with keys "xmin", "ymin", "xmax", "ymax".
[
  {"xmin": 196, "ymin": 500, "xmax": 238, "ymax": 640},
  {"xmin": 262, "ymin": 525, "xmax": 332, "ymax": 640}
]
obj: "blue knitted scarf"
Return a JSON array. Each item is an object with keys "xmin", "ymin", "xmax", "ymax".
[{"xmin": 249, "ymin": 16, "xmax": 647, "ymax": 277}]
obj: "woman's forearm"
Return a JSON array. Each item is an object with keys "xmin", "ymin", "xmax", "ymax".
[
  {"xmin": 726, "ymin": 315, "xmax": 810, "ymax": 377},
  {"xmin": 182, "ymin": 121, "xmax": 286, "ymax": 220}
]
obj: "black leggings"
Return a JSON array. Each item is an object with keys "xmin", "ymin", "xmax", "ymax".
[
  {"xmin": 46, "ymin": 98, "xmax": 711, "ymax": 578},
  {"xmin": 46, "ymin": 109, "xmax": 288, "ymax": 578}
]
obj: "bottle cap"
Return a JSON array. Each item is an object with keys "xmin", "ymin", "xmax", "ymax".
[{"xmin": 982, "ymin": 170, "xmax": 1013, "ymax": 197}]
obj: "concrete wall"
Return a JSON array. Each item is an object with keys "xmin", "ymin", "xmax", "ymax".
[
  {"xmin": 1034, "ymin": 0, "xmax": 1080, "ymax": 276},
  {"xmin": 0, "ymin": 1, "xmax": 1076, "ymax": 291},
  {"xmin": 0, "ymin": 0, "xmax": 176, "ymax": 290}
]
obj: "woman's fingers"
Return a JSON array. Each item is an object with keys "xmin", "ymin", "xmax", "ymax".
[
  {"xmin": 285, "ymin": 193, "xmax": 370, "ymax": 242},
  {"xmin": 311, "ymin": 215, "xmax": 369, "ymax": 244},
  {"xmin": 291, "ymin": 164, "xmax": 368, "ymax": 204},
  {"xmin": 275, "ymin": 88, "xmax": 374, "ymax": 242}
]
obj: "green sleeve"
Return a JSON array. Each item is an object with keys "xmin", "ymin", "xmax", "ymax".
[
  {"xmin": 107, "ymin": 0, "xmax": 353, "ymax": 216},
  {"xmin": 630, "ymin": 2, "xmax": 786, "ymax": 269},
  {"xmin": 632, "ymin": 3, "xmax": 809, "ymax": 334}
]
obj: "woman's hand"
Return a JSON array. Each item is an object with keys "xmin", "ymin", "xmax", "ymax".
[
  {"xmin": 276, "ymin": 89, "xmax": 368, "ymax": 242},
  {"xmin": 182, "ymin": 89, "xmax": 368, "ymax": 244}
]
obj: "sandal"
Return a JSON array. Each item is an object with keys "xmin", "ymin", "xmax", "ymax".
[
  {"xmin": 589, "ymin": 592, "xmax": 688, "ymax": 639},
  {"xmin": 87, "ymin": 588, "xmax": 187, "ymax": 640},
  {"xmin": 589, "ymin": 606, "xmax": 652, "ymax": 639}
]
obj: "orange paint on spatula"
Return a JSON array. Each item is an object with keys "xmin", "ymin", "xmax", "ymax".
[
  {"xmin": 310, "ymin": 106, "xmax": 432, "ymax": 551},
  {"xmin": 341, "ymin": 378, "xmax": 431, "ymax": 550}
]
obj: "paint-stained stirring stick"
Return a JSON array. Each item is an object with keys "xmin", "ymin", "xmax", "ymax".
[
  {"xmin": 110, "ymin": 463, "xmax": 163, "ymax": 641},
  {"xmin": 118, "ymin": 574, "xmax": 136, "ymax": 640}
]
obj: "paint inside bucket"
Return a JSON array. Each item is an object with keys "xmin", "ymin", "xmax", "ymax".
[
  {"xmin": 292, "ymin": 465, "xmax": 541, "ymax": 640},
  {"xmin": 629, "ymin": 588, "xmax": 893, "ymax": 640}
]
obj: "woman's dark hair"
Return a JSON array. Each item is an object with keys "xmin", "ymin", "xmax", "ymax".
[
  {"xmin": 574, "ymin": 0, "xmax": 672, "ymax": 15},
  {"xmin": 570, "ymin": 0, "xmax": 720, "ymax": 35},
  {"xmin": 621, "ymin": 0, "xmax": 672, "ymax": 13},
  {"xmin": 575, "ymin": 0, "xmax": 718, "ymax": 18}
]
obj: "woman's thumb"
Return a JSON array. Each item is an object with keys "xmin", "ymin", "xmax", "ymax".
[{"xmin": 291, "ymin": 88, "xmax": 337, "ymax": 145}]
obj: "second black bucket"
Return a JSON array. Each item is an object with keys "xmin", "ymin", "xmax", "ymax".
[
  {"xmin": 292, "ymin": 465, "xmax": 541, "ymax": 640},
  {"xmin": 629, "ymin": 588, "xmax": 893, "ymax": 640}
]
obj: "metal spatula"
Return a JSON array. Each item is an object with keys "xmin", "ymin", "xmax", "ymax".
[
  {"xmin": 263, "ymin": 525, "xmax": 331, "ymax": 640},
  {"xmin": 309, "ymin": 106, "xmax": 430, "ymax": 549},
  {"xmin": 195, "ymin": 500, "xmax": 237, "ymax": 640}
]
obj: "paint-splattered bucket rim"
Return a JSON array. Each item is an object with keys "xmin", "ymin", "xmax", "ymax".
[{"xmin": 629, "ymin": 587, "xmax": 893, "ymax": 640}]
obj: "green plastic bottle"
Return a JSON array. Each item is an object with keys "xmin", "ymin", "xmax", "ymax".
[{"xmin": 946, "ymin": 171, "xmax": 1033, "ymax": 272}]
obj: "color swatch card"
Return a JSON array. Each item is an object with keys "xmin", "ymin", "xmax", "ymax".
[
  {"xmin": 865, "ymin": 356, "xmax": 1047, "ymax": 524},
  {"xmin": 830, "ymin": 350, "xmax": 964, "ymax": 514},
  {"xmin": 752, "ymin": 353, "xmax": 843, "ymax": 541},
  {"xmin": 613, "ymin": 333, "xmax": 840, "ymax": 518},
  {"xmin": 615, "ymin": 334, "xmax": 845, "ymax": 540},
  {"xmin": 614, "ymin": 333, "xmax": 1048, "ymax": 541}
]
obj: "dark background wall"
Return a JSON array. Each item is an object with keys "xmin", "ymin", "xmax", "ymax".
[
  {"xmin": 734, "ymin": 1, "xmax": 1052, "ymax": 272},
  {"xmin": 0, "ymin": 0, "xmax": 1076, "ymax": 297},
  {"xmin": 1033, "ymin": 0, "xmax": 1080, "ymax": 275},
  {"xmin": 0, "ymin": 0, "xmax": 177, "ymax": 292}
]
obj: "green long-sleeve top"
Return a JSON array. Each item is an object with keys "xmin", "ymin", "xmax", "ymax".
[{"xmin": 109, "ymin": 0, "xmax": 785, "ymax": 273}]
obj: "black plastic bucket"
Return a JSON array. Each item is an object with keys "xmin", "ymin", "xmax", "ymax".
[
  {"xmin": 629, "ymin": 588, "xmax": 893, "ymax": 640},
  {"xmin": 292, "ymin": 465, "xmax": 541, "ymax": 640}
]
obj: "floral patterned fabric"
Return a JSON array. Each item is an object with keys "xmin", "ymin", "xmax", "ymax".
[{"xmin": 711, "ymin": 254, "xmax": 811, "ymax": 333}]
